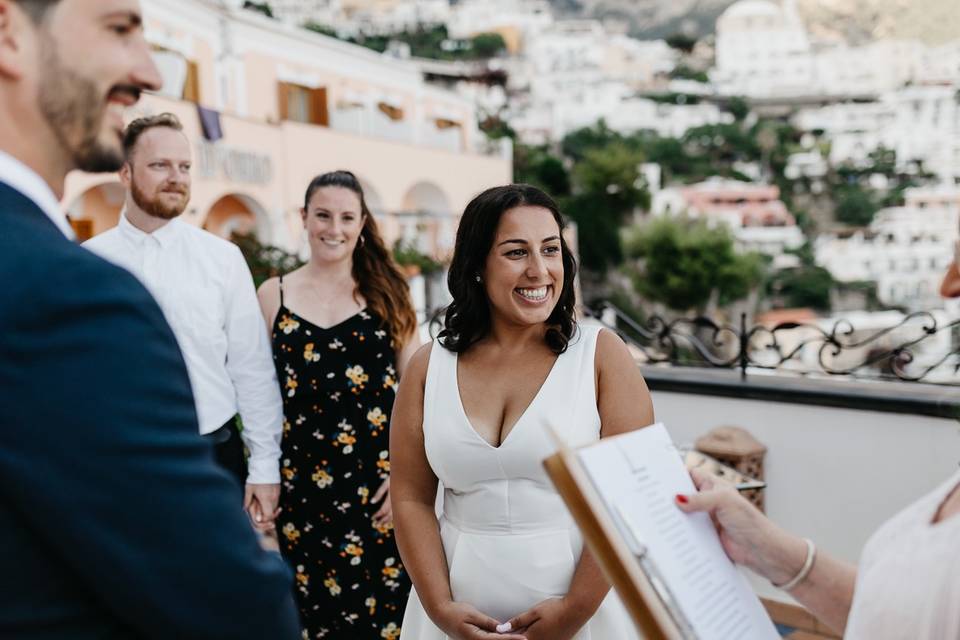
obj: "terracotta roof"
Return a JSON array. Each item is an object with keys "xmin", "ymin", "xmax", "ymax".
[{"xmin": 755, "ymin": 308, "xmax": 818, "ymax": 327}]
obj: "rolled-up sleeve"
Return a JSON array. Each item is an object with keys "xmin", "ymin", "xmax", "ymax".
[{"xmin": 223, "ymin": 246, "xmax": 284, "ymax": 484}]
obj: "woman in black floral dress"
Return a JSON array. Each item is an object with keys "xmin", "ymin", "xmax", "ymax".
[{"xmin": 258, "ymin": 171, "xmax": 419, "ymax": 639}]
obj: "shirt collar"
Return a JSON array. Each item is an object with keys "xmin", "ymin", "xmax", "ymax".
[
  {"xmin": 0, "ymin": 150, "xmax": 74, "ymax": 240},
  {"xmin": 118, "ymin": 210, "xmax": 182, "ymax": 248}
]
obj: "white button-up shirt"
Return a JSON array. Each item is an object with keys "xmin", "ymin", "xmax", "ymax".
[{"xmin": 84, "ymin": 214, "xmax": 283, "ymax": 484}]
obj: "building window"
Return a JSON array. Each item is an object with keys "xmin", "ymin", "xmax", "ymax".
[
  {"xmin": 278, "ymin": 82, "xmax": 329, "ymax": 126},
  {"xmin": 151, "ymin": 46, "xmax": 201, "ymax": 103}
]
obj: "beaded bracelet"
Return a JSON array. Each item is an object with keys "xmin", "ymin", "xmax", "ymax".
[{"xmin": 774, "ymin": 538, "xmax": 816, "ymax": 592}]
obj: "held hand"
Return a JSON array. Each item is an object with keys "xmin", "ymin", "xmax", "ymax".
[
  {"xmin": 244, "ymin": 483, "xmax": 281, "ymax": 527},
  {"xmin": 256, "ymin": 523, "xmax": 281, "ymax": 553},
  {"xmin": 503, "ymin": 598, "xmax": 585, "ymax": 640},
  {"xmin": 371, "ymin": 477, "xmax": 393, "ymax": 528},
  {"xmin": 434, "ymin": 601, "xmax": 527, "ymax": 640},
  {"xmin": 676, "ymin": 469, "xmax": 807, "ymax": 585}
]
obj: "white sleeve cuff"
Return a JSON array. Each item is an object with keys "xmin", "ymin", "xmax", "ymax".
[{"xmin": 245, "ymin": 457, "xmax": 282, "ymax": 485}]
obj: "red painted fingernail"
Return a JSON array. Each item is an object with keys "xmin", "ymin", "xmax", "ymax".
[{"xmin": 675, "ymin": 494, "xmax": 688, "ymax": 504}]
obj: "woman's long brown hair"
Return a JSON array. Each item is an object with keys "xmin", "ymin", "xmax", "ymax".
[{"xmin": 303, "ymin": 171, "xmax": 418, "ymax": 347}]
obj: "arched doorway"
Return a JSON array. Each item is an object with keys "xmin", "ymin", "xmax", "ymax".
[
  {"xmin": 401, "ymin": 181, "xmax": 451, "ymax": 217},
  {"xmin": 399, "ymin": 181, "xmax": 454, "ymax": 253},
  {"xmin": 354, "ymin": 176, "xmax": 401, "ymax": 248},
  {"xmin": 356, "ymin": 177, "xmax": 385, "ymax": 218},
  {"xmin": 204, "ymin": 193, "xmax": 271, "ymax": 243},
  {"xmin": 400, "ymin": 181, "xmax": 455, "ymax": 315},
  {"xmin": 66, "ymin": 181, "xmax": 125, "ymax": 241}
]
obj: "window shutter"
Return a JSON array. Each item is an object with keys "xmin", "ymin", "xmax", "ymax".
[
  {"xmin": 278, "ymin": 82, "xmax": 290, "ymax": 121},
  {"xmin": 183, "ymin": 60, "xmax": 200, "ymax": 103},
  {"xmin": 311, "ymin": 87, "xmax": 329, "ymax": 126}
]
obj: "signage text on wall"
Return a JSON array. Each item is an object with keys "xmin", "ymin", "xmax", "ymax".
[{"xmin": 196, "ymin": 142, "xmax": 273, "ymax": 185}]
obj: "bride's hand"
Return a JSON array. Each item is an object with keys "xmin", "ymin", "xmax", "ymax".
[
  {"xmin": 503, "ymin": 597, "xmax": 586, "ymax": 640},
  {"xmin": 434, "ymin": 601, "xmax": 528, "ymax": 640}
]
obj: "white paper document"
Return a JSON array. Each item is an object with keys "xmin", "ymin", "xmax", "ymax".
[{"xmin": 577, "ymin": 423, "xmax": 780, "ymax": 640}]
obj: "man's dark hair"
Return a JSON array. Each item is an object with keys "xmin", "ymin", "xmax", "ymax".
[
  {"xmin": 122, "ymin": 113, "xmax": 185, "ymax": 161},
  {"xmin": 17, "ymin": 0, "xmax": 61, "ymax": 24}
]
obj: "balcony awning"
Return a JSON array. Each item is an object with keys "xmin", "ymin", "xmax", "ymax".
[
  {"xmin": 336, "ymin": 89, "xmax": 367, "ymax": 109},
  {"xmin": 426, "ymin": 104, "xmax": 463, "ymax": 123},
  {"xmin": 375, "ymin": 92, "xmax": 406, "ymax": 110}
]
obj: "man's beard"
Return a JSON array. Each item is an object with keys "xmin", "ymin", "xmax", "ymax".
[
  {"xmin": 35, "ymin": 32, "xmax": 128, "ymax": 173},
  {"xmin": 131, "ymin": 180, "xmax": 190, "ymax": 221}
]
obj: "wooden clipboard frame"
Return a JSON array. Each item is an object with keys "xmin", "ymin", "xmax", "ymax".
[{"xmin": 543, "ymin": 442, "xmax": 688, "ymax": 640}]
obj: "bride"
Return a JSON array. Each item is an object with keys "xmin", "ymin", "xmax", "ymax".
[{"xmin": 390, "ymin": 184, "xmax": 655, "ymax": 639}]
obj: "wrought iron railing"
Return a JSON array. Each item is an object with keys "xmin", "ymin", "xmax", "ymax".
[{"xmin": 591, "ymin": 301, "xmax": 960, "ymax": 385}]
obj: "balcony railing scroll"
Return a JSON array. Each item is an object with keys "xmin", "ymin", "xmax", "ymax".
[{"xmin": 592, "ymin": 301, "xmax": 960, "ymax": 385}]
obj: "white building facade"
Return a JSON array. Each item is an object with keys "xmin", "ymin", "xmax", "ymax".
[
  {"xmin": 714, "ymin": 0, "xmax": 815, "ymax": 98},
  {"xmin": 652, "ymin": 178, "xmax": 806, "ymax": 258},
  {"xmin": 715, "ymin": 0, "xmax": 960, "ymax": 100},
  {"xmin": 793, "ymin": 83, "xmax": 960, "ymax": 185},
  {"xmin": 815, "ymin": 197, "xmax": 959, "ymax": 310},
  {"xmin": 63, "ymin": 0, "xmax": 512, "ymax": 317},
  {"xmin": 505, "ymin": 20, "xmax": 681, "ymax": 143}
]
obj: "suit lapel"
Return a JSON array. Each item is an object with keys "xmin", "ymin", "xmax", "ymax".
[{"xmin": 0, "ymin": 181, "xmax": 71, "ymax": 241}]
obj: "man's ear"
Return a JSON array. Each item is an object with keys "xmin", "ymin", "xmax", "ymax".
[
  {"xmin": 0, "ymin": 1, "xmax": 32, "ymax": 81},
  {"xmin": 119, "ymin": 162, "xmax": 132, "ymax": 187}
]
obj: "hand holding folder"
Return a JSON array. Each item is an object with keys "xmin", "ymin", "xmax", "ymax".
[{"xmin": 543, "ymin": 423, "xmax": 780, "ymax": 640}]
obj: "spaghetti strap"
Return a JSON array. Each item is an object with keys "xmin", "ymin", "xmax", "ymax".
[{"xmin": 278, "ymin": 274, "xmax": 285, "ymax": 307}]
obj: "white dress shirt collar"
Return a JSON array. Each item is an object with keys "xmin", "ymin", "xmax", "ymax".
[
  {"xmin": 118, "ymin": 210, "xmax": 183, "ymax": 248},
  {"xmin": 0, "ymin": 150, "xmax": 74, "ymax": 239}
]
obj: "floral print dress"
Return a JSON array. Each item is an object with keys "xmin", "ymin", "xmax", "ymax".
[{"xmin": 272, "ymin": 279, "xmax": 409, "ymax": 640}]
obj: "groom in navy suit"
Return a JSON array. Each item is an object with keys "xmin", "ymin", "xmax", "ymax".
[{"xmin": 0, "ymin": 1, "xmax": 299, "ymax": 637}]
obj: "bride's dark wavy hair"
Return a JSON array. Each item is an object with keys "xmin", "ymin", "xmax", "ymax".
[{"xmin": 437, "ymin": 184, "xmax": 578, "ymax": 354}]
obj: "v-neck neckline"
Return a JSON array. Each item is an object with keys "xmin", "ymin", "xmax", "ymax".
[
  {"xmin": 279, "ymin": 304, "xmax": 367, "ymax": 332},
  {"xmin": 453, "ymin": 351, "xmax": 562, "ymax": 450}
]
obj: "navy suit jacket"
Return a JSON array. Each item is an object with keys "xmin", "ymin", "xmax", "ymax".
[{"xmin": 0, "ymin": 182, "xmax": 300, "ymax": 639}]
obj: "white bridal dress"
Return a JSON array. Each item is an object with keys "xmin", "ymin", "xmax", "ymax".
[{"xmin": 400, "ymin": 325, "xmax": 640, "ymax": 639}]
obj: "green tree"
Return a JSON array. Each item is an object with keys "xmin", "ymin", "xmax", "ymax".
[
  {"xmin": 303, "ymin": 21, "xmax": 337, "ymax": 37},
  {"xmin": 768, "ymin": 266, "xmax": 834, "ymax": 311},
  {"xmin": 566, "ymin": 194, "xmax": 624, "ymax": 272},
  {"xmin": 572, "ymin": 143, "xmax": 650, "ymax": 213},
  {"xmin": 565, "ymin": 142, "xmax": 650, "ymax": 273},
  {"xmin": 513, "ymin": 144, "xmax": 570, "ymax": 197},
  {"xmin": 623, "ymin": 216, "xmax": 765, "ymax": 312},
  {"xmin": 479, "ymin": 114, "xmax": 516, "ymax": 140},
  {"xmin": 835, "ymin": 185, "xmax": 876, "ymax": 226},
  {"xmin": 561, "ymin": 120, "xmax": 623, "ymax": 162},
  {"xmin": 638, "ymin": 134, "xmax": 695, "ymax": 184},
  {"xmin": 232, "ymin": 233, "xmax": 303, "ymax": 288},
  {"xmin": 665, "ymin": 33, "xmax": 698, "ymax": 52},
  {"xmin": 530, "ymin": 155, "xmax": 571, "ymax": 197},
  {"xmin": 669, "ymin": 64, "xmax": 709, "ymax": 83},
  {"xmin": 682, "ymin": 123, "xmax": 760, "ymax": 167},
  {"xmin": 470, "ymin": 32, "xmax": 506, "ymax": 58},
  {"xmin": 724, "ymin": 96, "xmax": 750, "ymax": 122},
  {"xmin": 392, "ymin": 241, "xmax": 442, "ymax": 275},
  {"xmin": 242, "ymin": 1, "xmax": 273, "ymax": 18}
]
